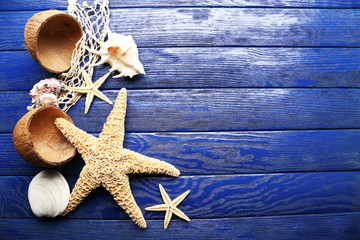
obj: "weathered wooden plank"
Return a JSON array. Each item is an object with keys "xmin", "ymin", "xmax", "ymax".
[
  {"xmin": 2, "ymin": 129, "xmax": 360, "ymax": 176},
  {"xmin": 109, "ymin": 8, "xmax": 360, "ymax": 47},
  {"xmin": 1, "ymin": 172, "xmax": 359, "ymax": 219},
  {"xmin": 3, "ymin": 47, "xmax": 360, "ymax": 91},
  {"xmin": 1, "ymin": 0, "xmax": 360, "ymax": 11},
  {"xmin": 2, "ymin": 8, "xmax": 360, "ymax": 50},
  {"xmin": 1, "ymin": 89, "xmax": 360, "ymax": 133},
  {"xmin": 0, "ymin": 51, "xmax": 53, "ymax": 90},
  {"xmin": 1, "ymin": 213, "xmax": 359, "ymax": 240}
]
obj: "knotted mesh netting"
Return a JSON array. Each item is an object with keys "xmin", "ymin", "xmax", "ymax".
[{"xmin": 59, "ymin": 0, "xmax": 110, "ymax": 112}]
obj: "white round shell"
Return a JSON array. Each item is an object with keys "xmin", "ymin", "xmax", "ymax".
[{"xmin": 28, "ymin": 170, "xmax": 70, "ymax": 218}]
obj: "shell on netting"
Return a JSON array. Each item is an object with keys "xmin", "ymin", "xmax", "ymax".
[
  {"xmin": 28, "ymin": 78, "xmax": 68, "ymax": 110},
  {"xmin": 92, "ymin": 31, "xmax": 145, "ymax": 78},
  {"xmin": 28, "ymin": 170, "xmax": 70, "ymax": 218}
]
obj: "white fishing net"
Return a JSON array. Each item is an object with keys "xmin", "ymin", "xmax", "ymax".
[{"xmin": 58, "ymin": 0, "xmax": 110, "ymax": 112}]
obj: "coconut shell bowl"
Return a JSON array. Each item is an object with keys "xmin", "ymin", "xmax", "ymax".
[
  {"xmin": 13, "ymin": 106, "xmax": 76, "ymax": 168},
  {"xmin": 24, "ymin": 9, "xmax": 83, "ymax": 73}
]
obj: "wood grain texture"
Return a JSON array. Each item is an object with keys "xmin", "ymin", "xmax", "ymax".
[
  {"xmin": 2, "ymin": 8, "xmax": 360, "ymax": 50},
  {"xmin": 3, "ymin": 47, "xmax": 360, "ymax": 91},
  {"xmin": 1, "ymin": 172, "xmax": 360, "ymax": 219},
  {"xmin": 1, "ymin": 89, "xmax": 360, "ymax": 133},
  {"xmin": 1, "ymin": 0, "xmax": 360, "ymax": 11},
  {"xmin": 1, "ymin": 213, "xmax": 360, "ymax": 240},
  {"xmin": 1, "ymin": 0, "xmax": 359, "ymax": 238},
  {"xmin": 2, "ymin": 129, "xmax": 360, "ymax": 176}
]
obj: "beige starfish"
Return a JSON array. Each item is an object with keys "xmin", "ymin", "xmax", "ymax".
[
  {"xmin": 145, "ymin": 184, "xmax": 190, "ymax": 229},
  {"xmin": 68, "ymin": 68, "xmax": 113, "ymax": 114},
  {"xmin": 54, "ymin": 88, "xmax": 180, "ymax": 228}
]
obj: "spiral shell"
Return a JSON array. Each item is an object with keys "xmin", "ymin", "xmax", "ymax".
[
  {"xmin": 28, "ymin": 170, "xmax": 70, "ymax": 218},
  {"xmin": 91, "ymin": 30, "xmax": 145, "ymax": 78}
]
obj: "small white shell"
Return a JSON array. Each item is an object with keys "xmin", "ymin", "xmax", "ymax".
[
  {"xmin": 28, "ymin": 170, "xmax": 70, "ymax": 218},
  {"xmin": 91, "ymin": 30, "xmax": 145, "ymax": 78}
]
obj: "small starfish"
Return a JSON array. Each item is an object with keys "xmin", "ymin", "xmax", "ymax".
[
  {"xmin": 145, "ymin": 184, "xmax": 190, "ymax": 229},
  {"xmin": 55, "ymin": 88, "xmax": 180, "ymax": 228},
  {"xmin": 68, "ymin": 68, "xmax": 113, "ymax": 114}
]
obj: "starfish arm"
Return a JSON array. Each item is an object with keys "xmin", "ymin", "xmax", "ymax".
[
  {"xmin": 102, "ymin": 173, "xmax": 147, "ymax": 228},
  {"xmin": 61, "ymin": 166, "xmax": 100, "ymax": 216},
  {"xmin": 55, "ymin": 118, "xmax": 97, "ymax": 160},
  {"xmin": 93, "ymin": 89, "xmax": 113, "ymax": 105},
  {"xmin": 84, "ymin": 91, "xmax": 94, "ymax": 114},
  {"xmin": 81, "ymin": 68, "xmax": 93, "ymax": 88},
  {"xmin": 99, "ymin": 88, "xmax": 127, "ymax": 146},
  {"xmin": 172, "ymin": 207, "xmax": 190, "ymax": 222},
  {"xmin": 172, "ymin": 190, "xmax": 190, "ymax": 207},
  {"xmin": 159, "ymin": 184, "xmax": 172, "ymax": 205},
  {"xmin": 93, "ymin": 71, "xmax": 111, "ymax": 90},
  {"xmin": 164, "ymin": 209, "xmax": 173, "ymax": 229},
  {"xmin": 145, "ymin": 203, "xmax": 168, "ymax": 211},
  {"xmin": 67, "ymin": 87, "xmax": 91, "ymax": 93},
  {"xmin": 123, "ymin": 149, "xmax": 180, "ymax": 177}
]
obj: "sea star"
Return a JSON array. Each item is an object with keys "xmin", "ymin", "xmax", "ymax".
[
  {"xmin": 145, "ymin": 184, "xmax": 190, "ymax": 229},
  {"xmin": 68, "ymin": 68, "xmax": 113, "ymax": 114},
  {"xmin": 54, "ymin": 88, "xmax": 180, "ymax": 228}
]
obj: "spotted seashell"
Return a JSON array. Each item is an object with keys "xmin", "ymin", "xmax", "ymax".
[{"xmin": 28, "ymin": 170, "xmax": 70, "ymax": 218}]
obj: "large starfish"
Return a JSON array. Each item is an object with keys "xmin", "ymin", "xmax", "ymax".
[{"xmin": 54, "ymin": 88, "xmax": 180, "ymax": 228}]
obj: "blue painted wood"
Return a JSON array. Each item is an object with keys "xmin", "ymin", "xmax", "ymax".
[
  {"xmin": 1, "ymin": 0, "xmax": 359, "ymax": 239},
  {"xmin": 0, "ymin": 51, "xmax": 53, "ymax": 90},
  {"xmin": 3, "ymin": 47, "xmax": 360, "ymax": 91},
  {"xmin": 1, "ymin": 172, "xmax": 359, "ymax": 219},
  {"xmin": 2, "ymin": 9, "xmax": 360, "ymax": 50},
  {"xmin": 1, "ymin": 89, "xmax": 360, "ymax": 133},
  {"xmin": 2, "ymin": 129, "xmax": 360, "ymax": 176},
  {"xmin": 2, "ymin": 0, "xmax": 360, "ymax": 11},
  {"xmin": 1, "ymin": 213, "xmax": 360, "ymax": 240}
]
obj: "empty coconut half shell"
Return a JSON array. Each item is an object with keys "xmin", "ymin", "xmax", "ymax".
[
  {"xmin": 13, "ymin": 106, "xmax": 76, "ymax": 168},
  {"xmin": 24, "ymin": 9, "xmax": 83, "ymax": 73}
]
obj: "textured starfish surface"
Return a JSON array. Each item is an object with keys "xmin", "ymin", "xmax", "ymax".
[
  {"xmin": 145, "ymin": 184, "xmax": 190, "ymax": 229},
  {"xmin": 68, "ymin": 68, "xmax": 113, "ymax": 114},
  {"xmin": 54, "ymin": 88, "xmax": 180, "ymax": 228}
]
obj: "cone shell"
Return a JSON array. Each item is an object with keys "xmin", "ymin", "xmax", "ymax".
[
  {"xmin": 28, "ymin": 170, "xmax": 70, "ymax": 218},
  {"xmin": 13, "ymin": 106, "xmax": 76, "ymax": 168},
  {"xmin": 24, "ymin": 10, "xmax": 83, "ymax": 73}
]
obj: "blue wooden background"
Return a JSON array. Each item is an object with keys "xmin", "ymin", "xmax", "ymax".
[{"xmin": 0, "ymin": 0, "xmax": 360, "ymax": 239}]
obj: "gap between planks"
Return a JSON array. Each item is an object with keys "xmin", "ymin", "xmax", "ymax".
[{"xmin": 2, "ymin": 211, "xmax": 360, "ymax": 220}]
